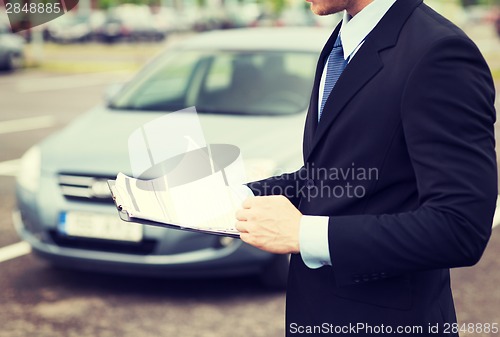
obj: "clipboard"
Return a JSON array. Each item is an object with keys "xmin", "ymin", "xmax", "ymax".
[{"xmin": 108, "ymin": 180, "xmax": 241, "ymax": 238}]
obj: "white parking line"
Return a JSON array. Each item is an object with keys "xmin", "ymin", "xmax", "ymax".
[
  {"xmin": 0, "ymin": 159, "xmax": 20, "ymax": 177},
  {"xmin": 0, "ymin": 115, "xmax": 56, "ymax": 135},
  {"xmin": 0, "ymin": 242, "xmax": 31, "ymax": 263}
]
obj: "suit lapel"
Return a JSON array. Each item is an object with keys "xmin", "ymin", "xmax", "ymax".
[{"xmin": 304, "ymin": 0, "xmax": 423, "ymax": 162}]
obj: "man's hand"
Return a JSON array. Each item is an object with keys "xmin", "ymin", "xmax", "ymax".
[{"xmin": 235, "ymin": 195, "xmax": 302, "ymax": 254}]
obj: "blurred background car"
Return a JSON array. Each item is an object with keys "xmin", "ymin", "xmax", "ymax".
[
  {"xmin": 14, "ymin": 27, "xmax": 331, "ymax": 288},
  {"xmin": 152, "ymin": 7, "xmax": 185, "ymax": 34},
  {"xmin": 225, "ymin": 2, "xmax": 262, "ymax": 28},
  {"xmin": 44, "ymin": 14, "xmax": 94, "ymax": 43},
  {"xmin": 44, "ymin": 10, "xmax": 106, "ymax": 43},
  {"xmin": 249, "ymin": 10, "xmax": 278, "ymax": 28},
  {"xmin": 190, "ymin": 7, "xmax": 244, "ymax": 31},
  {"xmin": 95, "ymin": 4, "xmax": 166, "ymax": 43},
  {"xmin": 250, "ymin": 7, "xmax": 339, "ymax": 28},
  {"xmin": 0, "ymin": 18, "xmax": 25, "ymax": 71}
]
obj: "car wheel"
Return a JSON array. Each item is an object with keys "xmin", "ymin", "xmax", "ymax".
[
  {"xmin": 156, "ymin": 33, "xmax": 166, "ymax": 41},
  {"xmin": 6, "ymin": 52, "xmax": 23, "ymax": 71},
  {"xmin": 103, "ymin": 36, "xmax": 115, "ymax": 44},
  {"xmin": 259, "ymin": 254, "xmax": 290, "ymax": 289}
]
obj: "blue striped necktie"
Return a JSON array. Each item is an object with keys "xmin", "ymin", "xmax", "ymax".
[{"xmin": 319, "ymin": 35, "xmax": 348, "ymax": 121}]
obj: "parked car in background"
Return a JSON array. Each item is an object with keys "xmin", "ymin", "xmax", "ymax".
[
  {"xmin": 250, "ymin": 7, "xmax": 341, "ymax": 29},
  {"xmin": 191, "ymin": 9, "xmax": 231, "ymax": 31},
  {"xmin": 250, "ymin": 8, "xmax": 336, "ymax": 28},
  {"xmin": 249, "ymin": 11, "xmax": 279, "ymax": 28},
  {"xmin": 224, "ymin": 3, "xmax": 262, "ymax": 28},
  {"xmin": 152, "ymin": 7, "xmax": 180, "ymax": 34},
  {"xmin": 0, "ymin": 18, "xmax": 24, "ymax": 71},
  {"xmin": 95, "ymin": 5, "xmax": 166, "ymax": 43},
  {"xmin": 44, "ymin": 14, "xmax": 94, "ymax": 43},
  {"xmin": 152, "ymin": 6, "xmax": 199, "ymax": 33},
  {"xmin": 15, "ymin": 28, "xmax": 331, "ymax": 288}
]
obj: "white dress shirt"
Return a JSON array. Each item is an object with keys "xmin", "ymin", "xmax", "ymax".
[{"xmin": 301, "ymin": 0, "xmax": 397, "ymax": 269}]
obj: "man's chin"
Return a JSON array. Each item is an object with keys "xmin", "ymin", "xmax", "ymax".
[{"xmin": 309, "ymin": 4, "xmax": 343, "ymax": 16}]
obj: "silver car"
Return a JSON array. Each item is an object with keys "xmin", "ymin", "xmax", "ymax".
[
  {"xmin": 14, "ymin": 27, "xmax": 332, "ymax": 288},
  {"xmin": 0, "ymin": 18, "xmax": 24, "ymax": 71}
]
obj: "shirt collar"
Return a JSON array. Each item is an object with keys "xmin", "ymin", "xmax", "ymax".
[{"xmin": 339, "ymin": 0, "xmax": 397, "ymax": 60}]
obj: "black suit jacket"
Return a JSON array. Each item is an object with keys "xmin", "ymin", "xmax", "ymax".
[{"xmin": 248, "ymin": 0, "xmax": 497, "ymax": 335}]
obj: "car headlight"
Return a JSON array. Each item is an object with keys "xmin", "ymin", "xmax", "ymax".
[{"xmin": 16, "ymin": 145, "xmax": 41, "ymax": 193}]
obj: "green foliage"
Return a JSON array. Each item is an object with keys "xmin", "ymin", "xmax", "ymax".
[
  {"xmin": 196, "ymin": 0, "xmax": 207, "ymax": 8},
  {"xmin": 267, "ymin": 0, "xmax": 286, "ymax": 13},
  {"xmin": 98, "ymin": 0, "xmax": 115, "ymax": 9},
  {"xmin": 97, "ymin": 0, "xmax": 160, "ymax": 9}
]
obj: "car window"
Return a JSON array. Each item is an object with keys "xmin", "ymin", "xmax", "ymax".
[
  {"xmin": 117, "ymin": 52, "xmax": 201, "ymax": 110},
  {"xmin": 110, "ymin": 50, "xmax": 317, "ymax": 115},
  {"xmin": 204, "ymin": 54, "xmax": 232, "ymax": 92}
]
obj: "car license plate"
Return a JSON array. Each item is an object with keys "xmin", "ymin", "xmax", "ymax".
[{"xmin": 58, "ymin": 212, "xmax": 143, "ymax": 242}]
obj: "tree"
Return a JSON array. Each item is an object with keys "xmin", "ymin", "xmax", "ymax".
[{"xmin": 266, "ymin": 0, "xmax": 286, "ymax": 13}]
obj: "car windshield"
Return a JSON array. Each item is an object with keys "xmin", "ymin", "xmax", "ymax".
[{"xmin": 109, "ymin": 50, "xmax": 317, "ymax": 115}]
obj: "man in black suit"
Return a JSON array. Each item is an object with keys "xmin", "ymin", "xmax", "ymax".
[{"xmin": 235, "ymin": 0, "xmax": 497, "ymax": 335}]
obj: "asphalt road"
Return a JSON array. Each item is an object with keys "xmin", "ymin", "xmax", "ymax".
[{"xmin": 0, "ymin": 68, "xmax": 499, "ymax": 337}]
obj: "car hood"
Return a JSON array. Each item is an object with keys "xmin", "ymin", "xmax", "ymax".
[{"xmin": 40, "ymin": 106, "xmax": 306, "ymax": 178}]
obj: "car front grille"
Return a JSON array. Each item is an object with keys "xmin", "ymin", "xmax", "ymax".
[{"xmin": 58, "ymin": 173, "xmax": 115, "ymax": 204}]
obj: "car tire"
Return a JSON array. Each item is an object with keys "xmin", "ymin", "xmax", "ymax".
[
  {"xmin": 3, "ymin": 52, "xmax": 23, "ymax": 71},
  {"xmin": 259, "ymin": 254, "xmax": 290, "ymax": 289}
]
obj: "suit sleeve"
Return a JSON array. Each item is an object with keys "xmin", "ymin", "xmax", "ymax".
[
  {"xmin": 329, "ymin": 36, "xmax": 497, "ymax": 287},
  {"xmin": 247, "ymin": 166, "xmax": 306, "ymax": 208}
]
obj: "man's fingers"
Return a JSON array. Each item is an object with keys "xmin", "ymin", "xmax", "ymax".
[
  {"xmin": 235, "ymin": 209, "xmax": 249, "ymax": 221},
  {"xmin": 235, "ymin": 220, "xmax": 250, "ymax": 233},
  {"xmin": 239, "ymin": 232, "xmax": 256, "ymax": 246},
  {"xmin": 242, "ymin": 196, "xmax": 255, "ymax": 209}
]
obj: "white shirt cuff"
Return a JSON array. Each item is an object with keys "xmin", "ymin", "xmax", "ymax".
[{"xmin": 299, "ymin": 215, "xmax": 332, "ymax": 269}]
